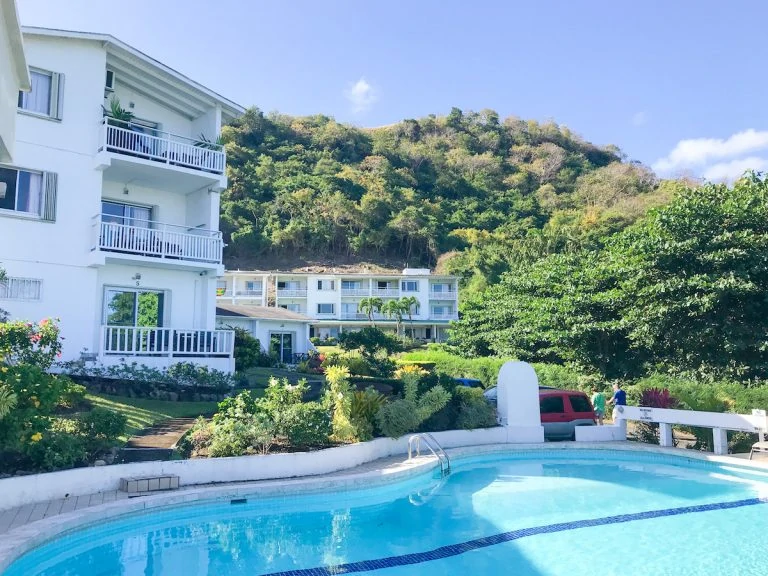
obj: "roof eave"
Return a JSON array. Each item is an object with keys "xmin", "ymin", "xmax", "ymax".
[{"xmin": 4, "ymin": 1, "xmax": 30, "ymax": 90}]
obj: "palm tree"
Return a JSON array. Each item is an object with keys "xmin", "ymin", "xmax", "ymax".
[
  {"xmin": 381, "ymin": 300, "xmax": 405, "ymax": 337},
  {"xmin": 0, "ymin": 385, "xmax": 17, "ymax": 420},
  {"xmin": 400, "ymin": 296, "xmax": 419, "ymax": 339},
  {"xmin": 358, "ymin": 297, "xmax": 383, "ymax": 327}
]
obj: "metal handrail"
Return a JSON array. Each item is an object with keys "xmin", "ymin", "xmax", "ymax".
[{"xmin": 408, "ymin": 433, "xmax": 451, "ymax": 477}]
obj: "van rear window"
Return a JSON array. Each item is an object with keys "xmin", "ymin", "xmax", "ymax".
[
  {"xmin": 540, "ymin": 396, "xmax": 565, "ymax": 414},
  {"xmin": 569, "ymin": 395, "xmax": 593, "ymax": 413}
]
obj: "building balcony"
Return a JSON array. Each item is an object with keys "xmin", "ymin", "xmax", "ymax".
[
  {"xmin": 372, "ymin": 289, "xmax": 400, "ymax": 298},
  {"xmin": 236, "ymin": 289, "xmax": 264, "ymax": 297},
  {"xmin": 430, "ymin": 291, "xmax": 458, "ymax": 300},
  {"xmin": 341, "ymin": 288, "xmax": 370, "ymax": 297},
  {"xmin": 277, "ymin": 289, "xmax": 307, "ymax": 298},
  {"xmin": 430, "ymin": 313, "xmax": 458, "ymax": 321},
  {"xmin": 96, "ymin": 119, "xmax": 227, "ymax": 193},
  {"xmin": 91, "ymin": 215, "xmax": 223, "ymax": 268},
  {"xmin": 315, "ymin": 312, "xmax": 338, "ymax": 320},
  {"xmin": 339, "ymin": 312, "xmax": 388, "ymax": 321},
  {"xmin": 101, "ymin": 326, "xmax": 234, "ymax": 359}
]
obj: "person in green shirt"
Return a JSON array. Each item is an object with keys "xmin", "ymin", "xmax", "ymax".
[{"xmin": 591, "ymin": 387, "xmax": 606, "ymax": 425}]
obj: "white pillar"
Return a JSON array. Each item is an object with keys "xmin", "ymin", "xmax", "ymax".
[
  {"xmin": 712, "ymin": 428, "xmax": 728, "ymax": 455},
  {"xmin": 659, "ymin": 423, "xmax": 674, "ymax": 448},
  {"xmin": 497, "ymin": 361, "xmax": 545, "ymax": 443}
]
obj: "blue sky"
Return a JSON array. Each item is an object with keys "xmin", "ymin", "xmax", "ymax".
[{"xmin": 18, "ymin": 0, "xmax": 768, "ymax": 180}]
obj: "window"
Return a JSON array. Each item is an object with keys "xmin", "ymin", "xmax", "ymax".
[
  {"xmin": 317, "ymin": 279, "xmax": 335, "ymax": 290},
  {"xmin": 569, "ymin": 395, "xmax": 593, "ymax": 413},
  {"xmin": 401, "ymin": 280, "xmax": 418, "ymax": 292},
  {"xmin": 245, "ymin": 280, "xmax": 262, "ymax": 292},
  {"xmin": 101, "ymin": 201, "xmax": 152, "ymax": 227},
  {"xmin": 431, "ymin": 283, "xmax": 453, "ymax": 293},
  {"xmin": 270, "ymin": 333, "xmax": 294, "ymax": 364},
  {"xmin": 0, "ymin": 277, "xmax": 43, "ymax": 301},
  {"xmin": 540, "ymin": 396, "xmax": 565, "ymax": 414},
  {"xmin": 104, "ymin": 288, "xmax": 165, "ymax": 327},
  {"xmin": 18, "ymin": 69, "xmax": 64, "ymax": 120},
  {"xmin": 0, "ymin": 166, "xmax": 57, "ymax": 220},
  {"xmin": 431, "ymin": 306, "xmax": 453, "ymax": 316},
  {"xmin": 377, "ymin": 281, "xmax": 388, "ymax": 290},
  {"xmin": 341, "ymin": 303, "xmax": 358, "ymax": 316},
  {"xmin": 278, "ymin": 281, "xmax": 300, "ymax": 290},
  {"xmin": 317, "ymin": 303, "xmax": 335, "ymax": 314},
  {"xmin": 342, "ymin": 280, "xmax": 361, "ymax": 290}
]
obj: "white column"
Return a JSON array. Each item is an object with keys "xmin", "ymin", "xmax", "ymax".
[
  {"xmin": 262, "ymin": 274, "xmax": 268, "ymax": 306},
  {"xmin": 659, "ymin": 423, "xmax": 674, "ymax": 448},
  {"xmin": 712, "ymin": 428, "xmax": 728, "ymax": 455},
  {"xmin": 497, "ymin": 361, "xmax": 545, "ymax": 442}
]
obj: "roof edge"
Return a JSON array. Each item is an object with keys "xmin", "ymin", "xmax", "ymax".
[
  {"xmin": 4, "ymin": 1, "xmax": 30, "ymax": 90},
  {"xmin": 21, "ymin": 26, "xmax": 245, "ymax": 117}
]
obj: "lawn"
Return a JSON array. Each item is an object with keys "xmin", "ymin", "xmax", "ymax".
[{"xmin": 86, "ymin": 393, "xmax": 219, "ymax": 440}]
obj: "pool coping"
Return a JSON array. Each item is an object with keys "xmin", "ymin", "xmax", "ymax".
[{"xmin": 1, "ymin": 441, "xmax": 768, "ymax": 573}]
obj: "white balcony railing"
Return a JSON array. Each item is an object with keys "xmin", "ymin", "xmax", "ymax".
[
  {"xmin": 277, "ymin": 289, "xmax": 308, "ymax": 298},
  {"xmin": 216, "ymin": 290, "xmax": 233, "ymax": 298},
  {"xmin": 430, "ymin": 312, "xmax": 457, "ymax": 321},
  {"xmin": 341, "ymin": 289, "xmax": 370, "ymax": 297},
  {"xmin": 99, "ymin": 118, "xmax": 226, "ymax": 174},
  {"xmin": 430, "ymin": 291, "xmax": 458, "ymax": 299},
  {"xmin": 372, "ymin": 289, "xmax": 400, "ymax": 298},
  {"xmin": 101, "ymin": 326, "xmax": 234, "ymax": 358},
  {"xmin": 340, "ymin": 312, "xmax": 388, "ymax": 321},
  {"xmin": 92, "ymin": 215, "xmax": 223, "ymax": 264},
  {"xmin": 236, "ymin": 290, "xmax": 264, "ymax": 297},
  {"xmin": 315, "ymin": 312, "xmax": 337, "ymax": 319}
]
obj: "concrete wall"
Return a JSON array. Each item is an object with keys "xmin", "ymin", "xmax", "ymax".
[
  {"xmin": 0, "ymin": 0, "xmax": 28, "ymax": 162},
  {"xmin": 0, "ymin": 427, "xmax": 527, "ymax": 511},
  {"xmin": 215, "ymin": 316, "xmax": 311, "ymax": 356}
]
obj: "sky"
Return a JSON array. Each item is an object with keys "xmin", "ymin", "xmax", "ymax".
[{"xmin": 17, "ymin": 0, "xmax": 768, "ymax": 181}]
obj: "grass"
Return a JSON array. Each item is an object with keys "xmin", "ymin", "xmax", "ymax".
[
  {"xmin": 86, "ymin": 393, "xmax": 219, "ymax": 440},
  {"xmin": 240, "ymin": 366, "xmax": 324, "ymax": 390}
]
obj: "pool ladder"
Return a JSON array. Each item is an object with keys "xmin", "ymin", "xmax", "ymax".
[{"xmin": 408, "ymin": 433, "xmax": 451, "ymax": 477}]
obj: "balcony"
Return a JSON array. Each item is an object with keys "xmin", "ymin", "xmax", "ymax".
[
  {"xmin": 277, "ymin": 289, "xmax": 308, "ymax": 298},
  {"xmin": 430, "ymin": 291, "xmax": 458, "ymax": 300},
  {"xmin": 236, "ymin": 289, "xmax": 264, "ymax": 297},
  {"xmin": 340, "ymin": 312, "xmax": 387, "ymax": 321},
  {"xmin": 341, "ymin": 288, "xmax": 370, "ymax": 297},
  {"xmin": 99, "ymin": 118, "xmax": 225, "ymax": 174},
  {"xmin": 101, "ymin": 326, "xmax": 234, "ymax": 358},
  {"xmin": 372, "ymin": 289, "xmax": 400, "ymax": 298},
  {"xmin": 430, "ymin": 312, "xmax": 458, "ymax": 321},
  {"xmin": 92, "ymin": 215, "xmax": 223, "ymax": 265},
  {"xmin": 315, "ymin": 312, "xmax": 338, "ymax": 320}
]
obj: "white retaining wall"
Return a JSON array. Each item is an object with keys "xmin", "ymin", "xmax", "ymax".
[{"xmin": 0, "ymin": 426, "xmax": 542, "ymax": 511}]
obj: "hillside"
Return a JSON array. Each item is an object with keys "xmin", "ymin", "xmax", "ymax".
[{"xmin": 221, "ymin": 107, "xmax": 671, "ymax": 291}]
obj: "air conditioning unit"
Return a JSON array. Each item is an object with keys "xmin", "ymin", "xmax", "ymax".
[{"xmin": 105, "ymin": 70, "xmax": 115, "ymax": 93}]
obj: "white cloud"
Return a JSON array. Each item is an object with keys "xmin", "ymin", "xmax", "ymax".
[
  {"xmin": 631, "ymin": 111, "xmax": 648, "ymax": 127},
  {"xmin": 344, "ymin": 77, "xmax": 377, "ymax": 114},
  {"xmin": 701, "ymin": 156, "xmax": 768, "ymax": 182},
  {"xmin": 653, "ymin": 129, "xmax": 768, "ymax": 174}
]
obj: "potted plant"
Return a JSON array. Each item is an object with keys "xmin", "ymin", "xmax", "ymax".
[{"xmin": 104, "ymin": 96, "xmax": 135, "ymax": 150}]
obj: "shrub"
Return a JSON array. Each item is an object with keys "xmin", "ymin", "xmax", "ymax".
[
  {"xmin": 0, "ymin": 318, "xmax": 63, "ymax": 370},
  {"xmin": 62, "ymin": 360, "xmax": 237, "ymax": 391},
  {"xmin": 22, "ymin": 431, "xmax": 87, "ymax": 472},
  {"xmin": 453, "ymin": 386, "xmax": 497, "ymax": 430},
  {"xmin": 398, "ymin": 347, "xmax": 507, "ymax": 388},
  {"xmin": 346, "ymin": 356, "xmax": 373, "ymax": 376},
  {"xmin": 229, "ymin": 327, "xmax": 273, "ymax": 370},
  {"xmin": 177, "ymin": 416, "xmax": 213, "ymax": 457},
  {"xmin": 338, "ymin": 327, "xmax": 403, "ymax": 376},
  {"xmin": 282, "ymin": 402, "xmax": 332, "ymax": 449},
  {"xmin": 324, "ymin": 366, "xmax": 356, "ymax": 443},
  {"xmin": 77, "ymin": 407, "xmax": 127, "ymax": 456},
  {"xmin": 350, "ymin": 387, "xmax": 386, "ymax": 440},
  {"xmin": 376, "ymin": 401, "xmax": 422, "ymax": 438},
  {"xmin": 209, "ymin": 413, "xmax": 275, "ymax": 457},
  {"xmin": 376, "ymin": 368, "xmax": 450, "ymax": 438}
]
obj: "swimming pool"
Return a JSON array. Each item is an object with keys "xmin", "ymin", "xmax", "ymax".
[{"xmin": 4, "ymin": 449, "xmax": 768, "ymax": 575}]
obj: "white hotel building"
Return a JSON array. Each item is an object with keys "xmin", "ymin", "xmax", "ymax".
[
  {"xmin": 216, "ymin": 269, "xmax": 460, "ymax": 343},
  {"xmin": 0, "ymin": 27, "xmax": 243, "ymax": 372}
]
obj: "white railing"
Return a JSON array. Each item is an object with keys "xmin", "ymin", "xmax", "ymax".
[
  {"xmin": 216, "ymin": 290, "xmax": 233, "ymax": 298},
  {"xmin": 341, "ymin": 289, "xmax": 370, "ymax": 297},
  {"xmin": 616, "ymin": 406, "xmax": 768, "ymax": 456},
  {"xmin": 98, "ymin": 118, "xmax": 225, "ymax": 174},
  {"xmin": 315, "ymin": 312, "xmax": 337, "ymax": 319},
  {"xmin": 340, "ymin": 312, "xmax": 369, "ymax": 320},
  {"xmin": 92, "ymin": 215, "xmax": 223, "ymax": 264},
  {"xmin": 277, "ymin": 289, "xmax": 307, "ymax": 297},
  {"xmin": 0, "ymin": 277, "xmax": 43, "ymax": 301},
  {"xmin": 431, "ymin": 312, "xmax": 457, "ymax": 320},
  {"xmin": 235, "ymin": 290, "xmax": 264, "ymax": 297},
  {"xmin": 372, "ymin": 289, "xmax": 400, "ymax": 298},
  {"xmin": 101, "ymin": 326, "xmax": 234, "ymax": 358},
  {"xmin": 430, "ymin": 291, "xmax": 457, "ymax": 300}
]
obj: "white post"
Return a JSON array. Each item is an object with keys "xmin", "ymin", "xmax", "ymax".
[
  {"xmin": 496, "ymin": 361, "xmax": 545, "ymax": 443},
  {"xmin": 712, "ymin": 428, "xmax": 728, "ymax": 455},
  {"xmin": 659, "ymin": 423, "xmax": 674, "ymax": 448}
]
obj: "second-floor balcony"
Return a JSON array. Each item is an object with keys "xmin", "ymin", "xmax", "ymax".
[
  {"xmin": 372, "ymin": 288, "xmax": 400, "ymax": 298},
  {"xmin": 92, "ymin": 215, "xmax": 223, "ymax": 265},
  {"xmin": 98, "ymin": 118, "xmax": 226, "ymax": 175},
  {"xmin": 277, "ymin": 288, "xmax": 308, "ymax": 298},
  {"xmin": 341, "ymin": 288, "xmax": 370, "ymax": 297},
  {"xmin": 236, "ymin": 289, "xmax": 264, "ymax": 297},
  {"xmin": 431, "ymin": 312, "xmax": 458, "ymax": 321}
]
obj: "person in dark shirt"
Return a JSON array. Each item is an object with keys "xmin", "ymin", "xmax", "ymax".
[{"xmin": 606, "ymin": 383, "xmax": 627, "ymax": 420}]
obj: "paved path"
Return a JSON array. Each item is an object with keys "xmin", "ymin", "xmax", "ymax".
[{"xmin": 126, "ymin": 417, "xmax": 196, "ymax": 449}]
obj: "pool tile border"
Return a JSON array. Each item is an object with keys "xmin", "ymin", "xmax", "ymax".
[{"xmin": 264, "ymin": 498, "xmax": 768, "ymax": 576}]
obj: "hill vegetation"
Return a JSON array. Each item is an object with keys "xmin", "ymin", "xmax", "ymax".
[{"xmin": 221, "ymin": 107, "xmax": 670, "ymax": 291}]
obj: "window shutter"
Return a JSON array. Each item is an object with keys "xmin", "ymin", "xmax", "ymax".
[
  {"xmin": 330, "ymin": 280, "xmax": 335, "ymax": 290},
  {"xmin": 42, "ymin": 172, "xmax": 57, "ymax": 221},
  {"xmin": 50, "ymin": 73, "xmax": 64, "ymax": 120}
]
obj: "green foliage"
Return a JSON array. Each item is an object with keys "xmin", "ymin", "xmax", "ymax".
[
  {"xmin": 281, "ymin": 402, "xmax": 332, "ymax": 449},
  {"xmin": 376, "ymin": 368, "xmax": 450, "ymax": 438},
  {"xmin": 338, "ymin": 327, "xmax": 401, "ymax": 377},
  {"xmin": 324, "ymin": 366, "xmax": 356, "ymax": 443},
  {"xmin": 0, "ymin": 318, "xmax": 63, "ymax": 371},
  {"xmin": 399, "ymin": 346, "xmax": 508, "ymax": 387},
  {"xmin": 452, "ymin": 174, "xmax": 768, "ymax": 382},
  {"xmin": 209, "ymin": 413, "xmax": 275, "ymax": 457},
  {"xmin": 350, "ymin": 387, "xmax": 386, "ymax": 441},
  {"xmin": 63, "ymin": 360, "xmax": 236, "ymax": 391},
  {"xmin": 229, "ymin": 327, "xmax": 273, "ymax": 370},
  {"xmin": 453, "ymin": 386, "xmax": 498, "ymax": 430},
  {"xmin": 77, "ymin": 407, "xmax": 127, "ymax": 457}
]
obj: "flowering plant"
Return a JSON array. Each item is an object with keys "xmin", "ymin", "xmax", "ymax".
[{"xmin": 0, "ymin": 318, "xmax": 63, "ymax": 371}]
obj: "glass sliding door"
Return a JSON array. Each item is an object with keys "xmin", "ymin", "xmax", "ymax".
[
  {"xmin": 104, "ymin": 288, "xmax": 165, "ymax": 354},
  {"xmin": 269, "ymin": 332, "xmax": 294, "ymax": 364}
]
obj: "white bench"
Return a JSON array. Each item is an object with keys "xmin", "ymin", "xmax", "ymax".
[{"xmin": 119, "ymin": 475, "xmax": 179, "ymax": 494}]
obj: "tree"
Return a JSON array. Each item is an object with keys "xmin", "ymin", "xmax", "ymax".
[
  {"xmin": 357, "ymin": 297, "xmax": 383, "ymax": 327},
  {"xmin": 380, "ymin": 300, "xmax": 405, "ymax": 336},
  {"xmin": 400, "ymin": 296, "xmax": 420, "ymax": 337}
]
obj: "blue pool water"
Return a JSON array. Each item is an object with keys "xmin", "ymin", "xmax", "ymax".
[{"xmin": 5, "ymin": 450, "xmax": 768, "ymax": 576}]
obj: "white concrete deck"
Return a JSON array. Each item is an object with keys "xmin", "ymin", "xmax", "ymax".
[{"xmin": 2, "ymin": 442, "xmax": 768, "ymax": 573}]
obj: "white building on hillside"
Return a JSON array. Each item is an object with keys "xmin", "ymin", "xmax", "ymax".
[
  {"xmin": 0, "ymin": 0, "xmax": 30, "ymax": 162},
  {"xmin": 0, "ymin": 27, "xmax": 244, "ymax": 372},
  {"xmin": 217, "ymin": 269, "xmax": 460, "ymax": 343}
]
